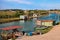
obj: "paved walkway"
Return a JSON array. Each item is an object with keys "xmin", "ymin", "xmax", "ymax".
[{"xmin": 17, "ymin": 25, "xmax": 60, "ymax": 40}]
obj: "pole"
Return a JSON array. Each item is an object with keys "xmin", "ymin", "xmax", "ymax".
[{"xmin": 58, "ymin": 14, "xmax": 59, "ymax": 22}]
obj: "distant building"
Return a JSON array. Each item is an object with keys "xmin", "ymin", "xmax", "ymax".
[
  {"xmin": 24, "ymin": 10, "xmax": 29, "ymax": 13},
  {"xmin": 33, "ymin": 14, "xmax": 37, "ymax": 18},
  {"xmin": 20, "ymin": 15, "xmax": 28, "ymax": 21},
  {"xmin": 20, "ymin": 15, "xmax": 25, "ymax": 20}
]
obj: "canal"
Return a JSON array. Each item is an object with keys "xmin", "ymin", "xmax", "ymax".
[{"xmin": 0, "ymin": 18, "xmax": 37, "ymax": 32}]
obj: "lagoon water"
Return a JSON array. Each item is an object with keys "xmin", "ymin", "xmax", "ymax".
[
  {"xmin": 0, "ymin": 18, "xmax": 37, "ymax": 33},
  {"xmin": 0, "ymin": 19, "xmax": 37, "ymax": 40},
  {"xmin": 0, "ymin": 13, "xmax": 60, "ymax": 32},
  {"xmin": 38, "ymin": 13, "xmax": 60, "ymax": 23}
]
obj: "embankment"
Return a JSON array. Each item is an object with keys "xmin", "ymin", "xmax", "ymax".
[{"xmin": 0, "ymin": 18, "xmax": 20, "ymax": 24}]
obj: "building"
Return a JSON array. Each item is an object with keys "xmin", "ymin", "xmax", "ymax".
[
  {"xmin": 42, "ymin": 20, "xmax": 53, "ymax": 26},
  {"xmin": 20, "ymin": 15, "xmax": 28, "ymax": 21},
  {"xmin": 33, "ymin": 14, "xmax": 37, "ymax": 18},
  {"xmin": 20, "ymin": 15, "xmax": 25, "ymax": 20},
  {"xmin": 36, "ymin": 20, "xmax": 53, "ymax": 26}
]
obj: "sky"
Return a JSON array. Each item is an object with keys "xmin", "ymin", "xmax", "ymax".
[{"xmin": 0, "ymin": 0, "xmax": 60, "ymax": 10}]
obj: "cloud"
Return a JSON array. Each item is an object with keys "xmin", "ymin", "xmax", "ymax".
[{"xmin": 4, "ymin": 0, "xmax": 32, "ymax": 5}]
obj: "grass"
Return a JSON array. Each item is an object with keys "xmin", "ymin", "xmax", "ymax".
[
  {"xmin": 0, "ymin": 18, "xmax": 20, "ymax": 23},
  {"xmin": 35, "ymin": 26, "xmax": 53, "ymax": 34},
  {"xmin": 41, "ymin": 26, "xmax": 53, "ymax": 34}
]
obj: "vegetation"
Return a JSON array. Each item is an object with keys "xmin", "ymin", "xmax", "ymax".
[
  {"xmin": 0, "ymin": 9, "xmax": 50, "ymax": 23},
  {"xmin": 0, "ymin": 9, "xmax": 60, "ymax": 19},
  {"xmin": 41, "ymin": 26, "xmax": 53, "ymax": 34},
  {"xmin": 35, "ymin": 26, "xmax": 53, "ymax": 34},
  {"xmin": 0, "ymin": 9, "xmax": 49, "ymax": 19},
  {"xmin": 0, "ymin": 18, "xmax": 20, "ymax": 24}
]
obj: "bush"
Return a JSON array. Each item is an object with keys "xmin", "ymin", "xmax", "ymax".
[
  {"xmin": 41, "ymin": 26, "xmax": 53, "ymax": 34},
  {"xmin": 34, "ymin": 26, "xmax": 53, "ymax": 34}
]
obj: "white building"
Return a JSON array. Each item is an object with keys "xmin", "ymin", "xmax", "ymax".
[
  {"xmin": 20, "ymin": 15, "xmax": 25, "ymax": 20},
  {"xmin": 33, "ymin": 14, "xmax": 37, "ymax": 18}
]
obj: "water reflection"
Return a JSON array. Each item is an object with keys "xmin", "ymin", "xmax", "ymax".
[
  {"xmin": 0, "ymin": 18, "xmax": 36, "ymax": 32},
  {"xmin": 19, "ymin": 20, "xmax": 25, "ymax": 23},
  {"xmin": 33, "ymin": 18, "xmax": 37, "ymax": 21},
  {"xmin": 33, "ymin": 18, "xmax": 37, "ymax": 27}
]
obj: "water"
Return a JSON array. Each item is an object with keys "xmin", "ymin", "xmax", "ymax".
[
  {"xmin": 0, "ymin": 18, "xmax": 37, "ymax": 33},
  {"xmin": 38, "ymin": 13, "xmax": 60, "ymax": 23},
  {"xmin": 0, "ymin": 13, "xmax": 60, "ymax": 32}
]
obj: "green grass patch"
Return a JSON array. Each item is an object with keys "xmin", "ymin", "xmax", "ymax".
[
  {"xmin": 34, "ymin": 26, "xmax": 53, "ymax": 34},
  {"xmin": 41, "ymin": 26, "xmax": 53, "ymax": 34}
]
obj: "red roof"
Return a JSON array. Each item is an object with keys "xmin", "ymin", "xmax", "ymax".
[
  {"xmin": 42, "ymin": 20, "xmax": 53, "ymax": 22},
  {"xmin": 0, "ymin": 26, "xmax": 23, "ymax": 31}
]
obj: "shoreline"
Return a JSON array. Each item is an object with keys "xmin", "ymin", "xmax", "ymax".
[
  {"xmin": 0, "ymin": 15, "xmax": 48, "ymax": 24},
  {"xmin": 0, "ymin": 18, "xmax": 20, "ymax": 24}
]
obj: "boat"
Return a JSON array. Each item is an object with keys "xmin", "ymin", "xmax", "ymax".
[{"xmin": 0, "ymin": 26, "xmax": 23, "ymax": 40}]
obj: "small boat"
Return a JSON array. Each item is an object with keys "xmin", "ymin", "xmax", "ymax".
[
  {"xmin": 0, "ymin": 26, "xmax": 23, "ymax": 40},
  {"xmin": 0, "ymin": 26, "xmax": 22, "ymax": 31}
]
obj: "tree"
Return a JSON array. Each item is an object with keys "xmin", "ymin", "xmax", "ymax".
[{"xmin": 15, "ymin": 10, "xmax": 24, "ymax": 17}]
